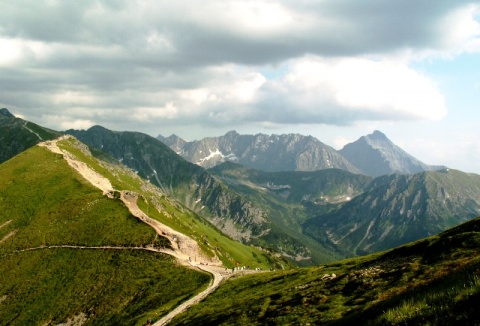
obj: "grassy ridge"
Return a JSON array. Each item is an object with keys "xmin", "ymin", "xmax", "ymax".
[
  {"xmin": 170, "ymin": 217, "xmax": 480, "ymax": 325},
  {"xmin": 0, "ymin": 145, "xmax": 210, "ymax": 325},
  {"xmin": 57, "ymin": 137, "xmax": 285, "ymax": 270},
  {"xmin": 0, "ymin": 146, "xmax": 168, "ymax": 251}
]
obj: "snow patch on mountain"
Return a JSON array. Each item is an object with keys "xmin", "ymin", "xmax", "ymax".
[{"xmin": 196, "ymin": 149, "xmax": 238, "ymax": 165}]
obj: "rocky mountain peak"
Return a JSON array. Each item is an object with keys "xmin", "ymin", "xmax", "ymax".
[
  {"xmin": 368, "ymin": 130, "xmax": 388, "ymax": 140},
  {"xmin": 362, "ymin": 130, "xmax": 392, "ymax": 147},
  {"xmin": 163, "ymin": 134, "xmax": 187, "ymax": 152},
  {"xmin": 225, "ymin": 130, "xmax": 239, "ymax": 138},
  {"xmin": 340, "ymin": 130, "xmax": 443, "ymax": 177}
]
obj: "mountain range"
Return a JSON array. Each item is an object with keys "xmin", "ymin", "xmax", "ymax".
[
  {"xmin": 1, "ymin": 107, "xmax": 480, "ymax": 324},
  {"xmin": 68, "ymin": 124, "xmax": 480, "ymax": 262},
  {"xmin": 158, "ymin": 129, "xmax": 445, "ymax": 176},
  {"xmin": 0, "ymin": 108, "xmax": 478, "ymax": 264},
  {"xmin": 304, "ymin": 168, "xmax": 480, "ymax": 255},
  {"xmin": 210, "ymin": 162, "xmax": 480, "ymax": 259}
]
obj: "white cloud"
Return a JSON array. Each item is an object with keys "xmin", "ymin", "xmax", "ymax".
[
  {"xmin": 0, "ymin": 0, "xmax": 477, "ymax": 162},
  {"xmin": 333, "ymin": 136, "xmax": 351, "ymax": 149},
  {"xmin": 332, "ymin": 59, "xmax": 447, "ymax": 120},
  {"xmin": 53, "ymin": 91, "xmax": 97, "ymax": 107},
  {"xmin": 133, "ymin": 104, "xmax": 179, "ymax": 121},
  {"xmin": 180, "ymin": 1, "xmax": 300, "ymax": 36},
  {"xmin": 0, "ymin": 37, "xmax": 52, "ymax": 66},
  {"xmin": 439, "ymin": 4, "xmax": 480, "ymax": 53},
  {"xmin": 59, "ymin": 119, "xmax": 95, "ymax": 130},
  {"xmin": 257, "ymin": 56, "xmax": 447, "ymax": 124}
]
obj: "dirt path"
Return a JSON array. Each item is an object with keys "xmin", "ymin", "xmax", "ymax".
[
  {"xmin": 120, "ymin": 192, "xmax": 227, "ymax": 325},
  {"xmin": 38, "ymin": 137, "xmax": 228, "ymax": 325},
  {"xmin": 22, "ymin": 121, "xmax": 43, "ymax": 141},
  {"xmin": 0, "ymin": 220, "xmax": 12, "ymax": 230},
  {"xmin": 13, "ymin": 244, "xmax": 233, "ymax": 326},
  {"xmin": 153, "ymin": 264, "xmax": 225, "ymax": 326},
  {"xmin": 0, "ymin": 230, "xmax": 17, "ymax": 244},
  {"xmin": 38, "ymin": 136, "xmax": 113, "ymax": 195},
  {"xmin": 120, "ymin": 190, "xmax": 220, "ymax": 266}
]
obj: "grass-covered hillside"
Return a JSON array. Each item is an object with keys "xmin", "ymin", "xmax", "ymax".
[
  {"xmin": 0, "ymin": 138, "xmax": 284, "ymax": 325},
  {"xmin": 170, "ymin": 216, "xmax": 480, "ymax": 325},
  {"xmin": 0, "ymin": 144, "xmax": 209, "ymax": 325},
  {"xmin": 56, "ymin": 136, "xmax": 285, "ymax": 270}
]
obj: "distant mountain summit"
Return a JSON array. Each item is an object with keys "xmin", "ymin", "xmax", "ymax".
[
  {"xmin": 157, "ymin": 133, "xmax": 187, "ymax": 153},
  {"xmin": 158, "ymin": 130, "xmax": 361, "ymax": 174},
  {"xmin": 339, "ymin": 130, "xmax": 445, "ymax": 177}
]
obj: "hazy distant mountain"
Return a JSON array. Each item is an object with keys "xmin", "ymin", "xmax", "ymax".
[
  {"xmin": 0, "ymin": 108, "xmax": 60, "ymax": 163},
  {"xmin": 339, "ymin": 130, "xmax": 445, "ymax": 177},
  {"xmin": 157, "ymin": 134, "xmax": 187, "ymax": 153},
  {"xmin": 158, "ymin": 130, "xmax": 361, "ymax": 174},
  {"xmin": 304, "ymin": 168, "xmax": 480, "ymax": 256}
]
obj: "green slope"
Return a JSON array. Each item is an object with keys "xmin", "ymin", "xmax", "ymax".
[
  {"xmin": 170, "ymin": 216, "xmax": 480, "ymax": 325},
  {"xmin": 0, "ymin": 108, "xmax": 60, "ymax": 164},
  {"xmin": 66, "ymin": 126, "xmax": 303, "ymax": 264},
  {"xmin": 55, "ymin": 136, "xmax": 285, "ymax": 270},
  {"xmin": 0, "ymin": 145, "xmax": 210, "ymax": 325}
]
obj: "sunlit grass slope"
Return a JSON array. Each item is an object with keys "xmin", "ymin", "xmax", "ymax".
[
  {"xmin": 170, "ymin": 216, "xmax": 480, "ymax": 325},
  {"xmin": 0, "ymin": 145, "xmax": 209, "ymax": 325},
  {"xmin": 57, "ymin": 137, "xmax": 287, "ymax": 270}
]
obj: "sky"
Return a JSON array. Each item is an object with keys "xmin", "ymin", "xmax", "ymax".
[{"xmin": 1, "ymin": 1, "xmax": 480, "ymax": 173}]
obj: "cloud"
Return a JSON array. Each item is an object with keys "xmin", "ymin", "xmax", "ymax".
[
  {"xmin": 255, "ymin": 56, "xmax": 446, "ymax": 125},
  {"xmin": 0, "ymin": 0, "xmax": 476, "ymax": 135}
]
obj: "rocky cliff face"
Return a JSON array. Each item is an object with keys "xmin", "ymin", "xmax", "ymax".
[
  {"xmin": 158, "ymin": 130, "xmax": 361, "ymax": 174},
  {"xmin": 158, "ymin": 134, "xmax": 187, "ymax": 154},
  {"xmin": 339, "ymin": 130, "xmax": 445, "ymax": 177}
]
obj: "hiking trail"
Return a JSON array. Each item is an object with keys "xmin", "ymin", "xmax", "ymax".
[{"xmin": 38, "ymin": 136, "xmax": 233, "ymax": 325}]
